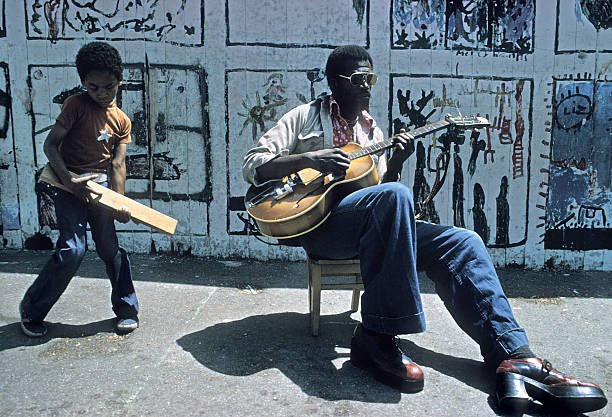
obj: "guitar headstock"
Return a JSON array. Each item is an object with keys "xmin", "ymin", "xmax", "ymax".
[{"xmin": 445, "ymin": 114, "xmax": 490, "ymax": 129}]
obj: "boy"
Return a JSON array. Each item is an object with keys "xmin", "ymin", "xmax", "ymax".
[{"xmin": 20, "ymin": 41, "xmax": 139, "ymax": 337}]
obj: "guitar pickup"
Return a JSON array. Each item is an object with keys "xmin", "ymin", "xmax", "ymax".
[{"xmin": 273, "ymin": 182, "xmax": 294, "ymax": 200}]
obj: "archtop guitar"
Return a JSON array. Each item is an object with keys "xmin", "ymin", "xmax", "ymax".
[{"xmin": 245, "ymin": 115, "xmax": 489, "ymax": 239}]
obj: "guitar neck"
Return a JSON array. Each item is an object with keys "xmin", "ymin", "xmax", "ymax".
[{"xmin": 348, "ymin": 119, "xmax": 451, "ymax": 160}]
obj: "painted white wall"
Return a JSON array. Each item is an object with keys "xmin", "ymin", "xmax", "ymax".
[{"xmin": 0, "ymin": 1, "xmax": 610, "ymax": 270}]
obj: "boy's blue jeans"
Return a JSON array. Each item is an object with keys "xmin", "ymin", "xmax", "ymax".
[
  {"xmin": 21, "ymin": 185, "xmax": 139, "ymax": 322},
  {"xmin": 300, "ymin": 182, "xmax": 529, "ymax": 365}
]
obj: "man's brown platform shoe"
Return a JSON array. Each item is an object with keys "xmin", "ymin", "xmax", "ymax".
[
  {"xmin": 496, "ymin": 357, "xmax": 607, "ymax": 414},
  {"xmin": 350, "ymin": 324, "xmax": 424, "ymax": 393}
]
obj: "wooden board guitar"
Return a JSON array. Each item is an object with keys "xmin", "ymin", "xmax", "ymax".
[
  {"xmin": 39, "ymin": 164, "xmax": 178, "ymax": 235},
  {"xmin": 245, "ymin": 115, "xmax": 489, "ymax": 239}
]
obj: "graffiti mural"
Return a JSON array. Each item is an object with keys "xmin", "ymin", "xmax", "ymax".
[
  {"xmin": 390, "ymin": 74, "xmax": 533, "ymax": 247},
  {"xmin": 226, "ymin": 0, "xmax": 369, "ymax": 47},
  {"xmin": 545, "ymin": 78, "xmax": 611, "ymax": 249},
  {"xmin": 555, "ymin": 0, "xmax": 612, "ymax": 53},
  {"xmin": 392, "ymin": 0, "xmax": 535, "ymax": 54},
  {"xmin": 0, "ymin": 0, "xmax": 5, "ymax": 38},
  {"xmin": 0, "ymin": 1, "xmax": 611, "ymax": 266},
  {"xmin": 28, "ymin": 64, "xmax": 211, "ymax": 236},
  {"xmin": 25, "ymin": 0, "xmax": 204, "ymax": 45},
  {"xmin": 226, "ymin": 68, "xmax": 327, "ymax": 235},
  {"xmin": 0, "ymin": 62, "xmax": 18, "ymax": 235}
]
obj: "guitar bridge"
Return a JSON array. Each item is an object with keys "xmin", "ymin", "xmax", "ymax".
[{"xmin": 246, "ymin": 175, "xmax": 300, "ymax": 208}]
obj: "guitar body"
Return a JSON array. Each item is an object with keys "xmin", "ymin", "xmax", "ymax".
[
  {"xmin": 244, "ymin": 115, "xmax": 490, "ymax": 239},
  {"xmin": 245, "ymin": 142, "xmax": 379, "ymax": 239}
]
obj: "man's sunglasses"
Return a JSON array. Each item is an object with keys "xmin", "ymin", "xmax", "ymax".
[{"xmin": 337, "ymin": 72, "xmax": 378, "ymax": 87}]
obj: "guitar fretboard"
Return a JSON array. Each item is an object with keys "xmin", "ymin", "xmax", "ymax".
[{"xmin": 348, "ymin": 120, "xmax": 450, "ymax": 161}]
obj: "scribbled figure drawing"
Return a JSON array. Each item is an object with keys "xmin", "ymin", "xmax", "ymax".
[
  {"xmin": 432, "ymin": 84, "xmax": 461, "ymax": 113},
  {"xmin": 495, "ymin": 0, "xmax": 535, "ymax": 53},
  {"xmin": 395, "ymin": 88, "xmax": 436, "ymax": 130},
  {"xmin": 29, "ymin": 0, "xmax": 200, "ymax": 44},
  {"xmin": 0, "ymin": 86, "xmax": 10, "ymax": 139},
  {"xmin": 577, "ymin": 205, "xmax": 606, "ymax": 228},
  {"xmin": 52, "ymin": 86, "xmax": 85, "ymax": 105},
  {"xmin": 43, "ymin": 0, "xmax": 61, "ymax": 42},
  {"xmin": 413, "ymin": 141, "xmax": 440, "ymax": 223},
  {"xmin": 297, "ymin": 68, "xmax": 325, "ymax": 103},
  {"xmin": 577, "ymin": 0, "xmax": 612, "ymax": 30},
  {"xmin": 238, "ymin": 92, "xmax": 287, "ymax": 141},
  {"xmin": 555, "ymin": 86, "xmax": 592, "ymax": 131},
  {"xmin": 467, "ymin": 130, "xmax": 486, "ymax": 176},
  {"xmin": 127, "ymin": 153, "xmax": 181, "ymax": 180},
  {"xmin": 393, "ymin": 0, "xmax": 444, "ymax": 48},
  {"xmin": 393, "ymin": 0, "xmax": 534, "ymax": 53},
  {"xmin": 472, "ymin": 182, "xmax": 489, "ymax": 243},
  {"xmin": 262, "ymin": 73, "xmax": 286, "ymax": 105},
  {"xmin": 446, "ymin": 0, "xmax": 478, "ymax": 44},
  {"xmin": 496, "ymin": 176, "xmax": 509, "ymax": 246},
  {"xmin": 353, "ymin": 0, "xmax": 367, "ymax": 25},
  {"xmin": 452, "ymin": 144, "xmax": 465, "ymax": 227}
]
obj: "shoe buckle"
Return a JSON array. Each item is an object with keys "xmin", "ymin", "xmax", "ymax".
[{"xmin": 541, "ymin": 359, "xmax": 553, "ymax": 373}]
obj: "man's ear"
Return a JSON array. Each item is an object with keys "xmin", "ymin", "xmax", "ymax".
[{"xmin": 328, "ymin": 78, "xmax": 338, "ymax": 93}]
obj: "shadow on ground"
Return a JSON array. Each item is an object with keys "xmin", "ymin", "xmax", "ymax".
[
  {"xmin": 0, "ymin": 318, "xmax": 119, "ymax": 352},
  {"xmin": 2, "ymin": 250, "xmax": 609, "ymax": 299},
  {"xmin": 177, "ymin": 311, "xmax": 592, "ymax": 416},
  {"xmin": 176, "ymin": 311, "xmax": 496, "ymax": 404}
]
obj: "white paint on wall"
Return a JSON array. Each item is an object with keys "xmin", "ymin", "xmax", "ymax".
[{"xmin": 0, "ymin": 1, "xmax": 610, "ymax": 270}]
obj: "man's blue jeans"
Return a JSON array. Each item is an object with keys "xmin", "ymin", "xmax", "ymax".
[
  {"xmin": 300, "ymin": 182, "xmax": 529, "ymax": 365},
  {"xmin": 21, "ymin": 185, "xmax": 139, "ymax": 321}
]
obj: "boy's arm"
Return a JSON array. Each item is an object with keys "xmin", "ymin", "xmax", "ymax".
[
  {"xmin": 110, "ymin": 142, "xmax": 127, "ymax": 194},
  {"xmin": 43, "ymin": 123, "xmax": 97, "ymax": 201},
  {"xmin": 110, "ymin": 142, "xmax": 131, "ymax": 223}
]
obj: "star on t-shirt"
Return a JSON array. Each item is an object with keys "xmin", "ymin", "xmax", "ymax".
[{"xmin": 97, "ymin": 129, "xmax": 111, "ymax": 142}]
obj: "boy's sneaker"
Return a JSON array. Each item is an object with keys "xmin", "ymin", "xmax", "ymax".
[
  {"xmin": 116, "ymin": 318, "xmax": 139, "ymax": 334},
  {"xmin": 19, "ymin": 301, "xmax": 47, "ymax": 337}
]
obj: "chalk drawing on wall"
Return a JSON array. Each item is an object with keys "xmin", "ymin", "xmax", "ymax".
[
  {"xmin": 226, "ymin": 0, "xmax": 369, "ymax": 48},
  {"xmin": 0, "ymin": 62, "xmax": 19, "ymax": 234},
  {"xmin": 25, "ymin": 0, "xmax": 204, "ymax": 46},
  {"xmin": 29, "ymin": 64, "xmax": 211, "ymax": 236},
  {"xmin": 555, "ymin": 0, "xmax": 612, "ymax": 53},
  {"xmin": 226, "ymin": 68, "xmax": 328, "ymax": 236},
  {"xmin": 391, "ymin": 0, "xmax": 535, "ymax": 54},
  {"xmin": 390, "ymin": 74, "xmax": 533, "ymax": 247},
  {"xmin": 544, "ymin": 78, "xmax": 611, "ymax": 250},
  {"xmin": 0, "ymin": 0, "xmax": 5, "ymax": 38},
  {"xmin": 0, "ymin": 62, "xmax": 9, "ymax": 140}
]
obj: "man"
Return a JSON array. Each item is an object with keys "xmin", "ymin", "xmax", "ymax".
[{"xmin": 243, "ymin": 45, "xmax": 606, "ymax": 414}]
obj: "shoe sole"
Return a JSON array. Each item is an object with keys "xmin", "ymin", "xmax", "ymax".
[
  {"xmin": 116, "ymin": 321, "xmax": 139, "ymax": 334},
  {"xmin": 350, "ymin": 350, "xmax": 424, "ymax": 393},
  {"xmin": 20, "ymin": 321, "xmax": 47, "ymax": 338},
  {"xmin": 497, "ymin": 372, "xmax": 608, "ymax": 414}
]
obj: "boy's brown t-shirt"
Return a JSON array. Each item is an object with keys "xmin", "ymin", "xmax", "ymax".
[{"xmin": 56, "ymin": 92, "xmax": 132, "ymax": 174}]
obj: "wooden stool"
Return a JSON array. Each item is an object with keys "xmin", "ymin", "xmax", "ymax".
[{"xmin": 307, "ymin": 258, "xmax": 363, "ymax": 336}]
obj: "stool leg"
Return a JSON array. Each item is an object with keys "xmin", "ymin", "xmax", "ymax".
[
  {"xmin": 309, "ymin": 261, "xmax": 322, "ymax": 336},
  {"xmin": 351, "ymin": 273, "xmax": 361, "ymax": 312}
]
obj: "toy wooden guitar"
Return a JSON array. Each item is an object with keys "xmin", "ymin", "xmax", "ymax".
[
  {"xmin": 39, "ymin": 164, "xmax": 178, "ymax": 235},
  {"xmin": 245, "ymin": 115, "xmax": 489, "ymax": 239}
]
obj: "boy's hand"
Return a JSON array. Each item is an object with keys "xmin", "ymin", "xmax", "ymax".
[
  {"xmin": 66, "ymin": 174, "xmax": 100, "ymax": 203},
  {"xmin": 114, "ymin": 206, "xmax": 131, "ymax": 223}
]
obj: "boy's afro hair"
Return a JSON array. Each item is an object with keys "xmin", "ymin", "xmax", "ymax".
[{"xmin": 76, "ymin": 41, "xmax": 123, "ymax": 81}]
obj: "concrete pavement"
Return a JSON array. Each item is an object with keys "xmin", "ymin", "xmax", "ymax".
[{"xmin": 0, "ymin": 250, "xmax": 610, "ymax": 417}]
